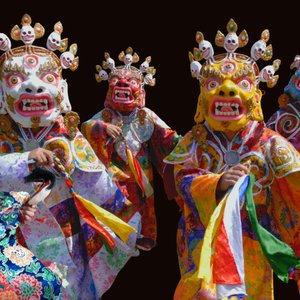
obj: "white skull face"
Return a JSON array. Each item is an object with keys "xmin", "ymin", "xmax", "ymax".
[
  {"xmin": 1, "ymin": 53, "xmax": 67, "ymax": 127},
  {"xmin": 251, "ymin": 40, "xmax": 266, "ymax": 61},
  {"xmin": 224, "ymin": 33, "xmax": 238, "ymax": 53},
  {"xmin": 144, "ymin": 73, "xmax": 154, "ymax": 85},
  {"xmin": 107, "ymin": 57, "xmax": 115, "ymax": 70},
  {"xmin": 124, "ymin": 54, "xmax": 133, "ymax": 65},
  {"xmin": 190, "ymin": 61, "xmax": 201, "ymax": 78},
  {"xmin": 99, "ymin": 70, "xmax": 108, "ymax": 80},
  {"xmin": 260, "ymin": 66, "xmax": 275, "ymax": 82},
  {"xmin": 20, "ymin": 25, "xmax": 35, "ymax": 45},
  {"xmin": 60, "ymin": 52, "xmax": 74, "ymax": 69},
  {"xmin": 47, "ymin": 32, "xmax": 61, "ymax": 51},
  {"xmin": 0, "ymin": 33, "xmax": 11, "ymax": 51},
  {"xmin": 140, "ymin": 61, "xmax": 149, "ymax": 73},
  {"xmin": 199, "ymin": 40, "xmax": 214, "ymax": 59}
]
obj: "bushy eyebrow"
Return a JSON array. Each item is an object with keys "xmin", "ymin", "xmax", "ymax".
[
  {"xmin": 2, "ymin": 62, "xmax": 28, "ymax": 76},
  {"xmin": 201, "ymin": 65, "xmax": 224, "ymax": 79},
  {"xmin": 36, "ymin": 60, "xmax": 60, "ymax": 76},
  {"xmin": 233, "ymin": 64, "xmax": 255, "ymax": 79}
]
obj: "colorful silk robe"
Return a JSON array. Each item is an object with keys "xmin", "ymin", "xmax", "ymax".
[
  {"xmin": 164, "ymin": 120, "xmax": 300, "ymax": 300},
  {"xmin": 0, "ymin": 114, "xmax": 141, "ymax": 300},
  {"xmin": 0, "ymin": 191, "xmax": 62, "ymax": 299},
  {"xmin": 81, "ymin": 107, "xmax": 179, "ymax": 241},
  {"xmin": 266, "ymin": 101, "xmax": 300, "ymax": 151}
]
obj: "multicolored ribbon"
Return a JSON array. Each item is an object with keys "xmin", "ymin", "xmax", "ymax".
[
  {"xmin": 123, "ymin": 137, "xmax": 153, "ymax": 198},
  {"xmin": 189, "ymin": 174, "xmax": 300, "ymax": 298},
  {"xmin": 245, "ymin": 173, "xmax": 300, "ymax": 283},
  {"xmin": 53, "ymin": 156, "xmax": 137, "ymax": 254}
]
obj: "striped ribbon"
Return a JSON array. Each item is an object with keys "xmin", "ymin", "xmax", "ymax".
[
  {"xmin": 53, "ymin": 156, "xmax": 137, "ymax": 254},
  {"xmin": 187, "ymin": 174, "xmax": 300, "ymax": 299}
]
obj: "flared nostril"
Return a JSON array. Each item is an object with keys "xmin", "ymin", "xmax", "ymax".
[
  {"xmin": 229, "ymin": 91, "xmax": 235, "ymax": 97},
  {"xmin": 25, "ymin": 88, "xmax": 32, "ymax": 93},
  {"xmin": 219, "ymin": 90, "xmax": 225, "ymax": 96}
]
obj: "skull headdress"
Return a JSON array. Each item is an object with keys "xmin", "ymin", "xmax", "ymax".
[
  {"xmin": 190, "ymin": 18, "xmax": 281, "ymax": 133},
  {"xmin": 95, "ymin": 47, "xmax": 156, "ymax": 112},
  {"xmin": 0, "ymin": 14, "xmax": 79, "ymax": 128}
]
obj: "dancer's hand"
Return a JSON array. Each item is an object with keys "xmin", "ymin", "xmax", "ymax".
[
  {"xmin": 106, "ymin": 124, "xmax": 122, "ymax": 139},
  {"xmin": 21, "ymin": 203, "xmax": 37, "ymax": 222},
  {"xmin": 217, "ymin": 164, "xmax": 249, "ymax": 192},
  {"xmin": 28, "ymin": 148, "xmax": 54, "ymax": 166}
]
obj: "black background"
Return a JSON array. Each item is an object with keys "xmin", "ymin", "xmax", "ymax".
[{"xmin": 2, "ymin": 2, "xmax": 299, "ymax": 299}]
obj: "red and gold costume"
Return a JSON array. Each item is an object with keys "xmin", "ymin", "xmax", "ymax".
[{"xmin": 82, "ymin": 48, "xmax": 180, "ymax": 247}]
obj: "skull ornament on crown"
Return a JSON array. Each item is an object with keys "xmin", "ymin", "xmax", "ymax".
[
  {"xmin": 0, "ymin": 14, "xmax": 79, "ymax": 128},
  {"xmin": 190, "ymin": 18, "xmax": 280, "ymax": 133},
  {"xmin": 95, "ymin": 47, "xmax": 156, "ymax": 113}
]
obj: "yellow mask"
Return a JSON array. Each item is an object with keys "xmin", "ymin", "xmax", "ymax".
[
  {"xmin": 194, "ymin": 54, "xmax": 263, "ymax": 132},
  {"xmin": 190, "ymin": 19, "xmax": 279, "ymax": 134}
]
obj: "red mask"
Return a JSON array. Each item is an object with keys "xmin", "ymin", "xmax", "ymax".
[{"xmin": 104, "ymin": 68, "xmax": 145, "ymax": 113}]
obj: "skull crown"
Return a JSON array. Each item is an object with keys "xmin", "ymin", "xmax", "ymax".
[
  {"xmin": 95, "ymin": 47, "xmax": 156, "ymax": 87},
  {"xmin": 1, "ymin": 13, "xmax": 79, "ymax": 71},
  {"xmin": 189, "ymin": 18, "xmax": 281, "ymax": 89}
]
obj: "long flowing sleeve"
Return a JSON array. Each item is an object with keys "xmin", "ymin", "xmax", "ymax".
[
  {"xmin": 0, "ymin": 152, "xmax": 30, "ymax": 191},
  {"xmin": 81, "ymin": 114, "xmax": 113, "ymax": 167},
  {"xmin": 175, "ymin": 165, "xmax": 222, "ymax": 228},
  {"xmin": 269, "ymin": 172, "xmax": 300, "ymax": 257},
  {"xmin": 147, "ymin": 108, "xmax": 180, "ymax": 176}
]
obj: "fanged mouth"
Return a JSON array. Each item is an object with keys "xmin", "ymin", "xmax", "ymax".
[
  {"xmin": 113, "ymin": 88, "xmax": 133, "ymax": 103},
  {"xmin": 16, "ymin": 94, "xmax": 54, "ymax": 116},
  {"xmin": 211, "ymin": 98, "xmax": 244, "ymax": 120}
]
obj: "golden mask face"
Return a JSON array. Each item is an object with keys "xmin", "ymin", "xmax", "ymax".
[{"xmin": 194, "ymin": 54, "xmax": 263, "ymax": 132}]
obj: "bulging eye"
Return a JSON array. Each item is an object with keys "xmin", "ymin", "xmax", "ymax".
[
  {"xmin": 130, "ymin": 79, "xmax": 139, "ymax": 87},
  {"xmin": 110, "ymin": 77, "xmax": 119, "ymax": 85},
  {"xmin": 237, "ymin": 77, "xmax": 253, "ymax": 91},
  {"xmin": 205, "ymin": 79, "xmax": 220, "ymax": 91},
  {"xmin": 41, "ymin": 72, "xmax": 58, "ymax": 85},
  {"xmin": 6, "ymin": 74, "xmax": 24, "ymax": 87}
]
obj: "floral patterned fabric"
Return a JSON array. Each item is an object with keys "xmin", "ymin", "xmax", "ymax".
[
  {"xmin": 0, "ymin": 114, "xmax": 141, "ymax": 299},
  {"xmin": 0, "ymin": 191, "xmax": 62, "ymax": 299},
  {"xmin": 164, "ymin": 121, "xmax": 300, "ymax": 299}
]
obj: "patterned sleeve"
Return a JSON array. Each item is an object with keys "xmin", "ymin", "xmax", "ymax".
[{"xmin": 0, "ymin": 152, "xmax": 31, "ymax": 191}]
